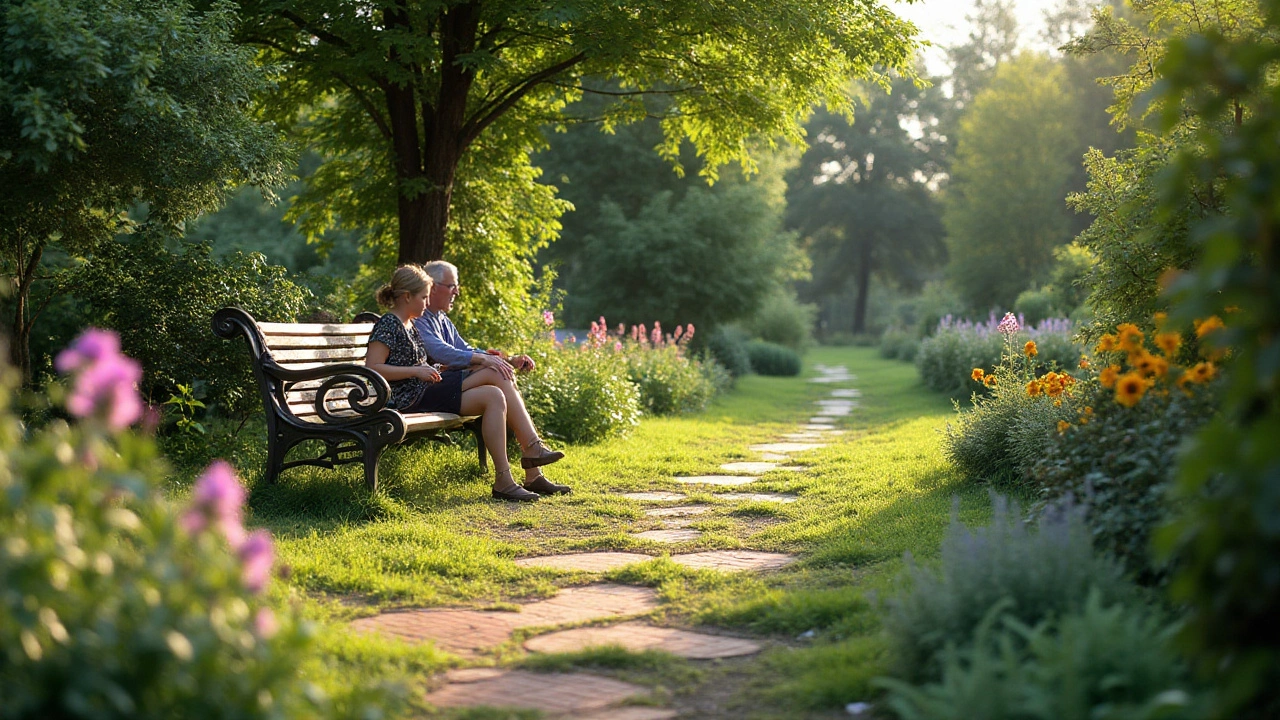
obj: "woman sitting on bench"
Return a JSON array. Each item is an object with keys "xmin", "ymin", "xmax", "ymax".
[{"xmin": 364, "ymin": 265, "xmax": 563, "ymax": 502}]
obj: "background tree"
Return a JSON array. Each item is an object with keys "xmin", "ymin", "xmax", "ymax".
[
  {"xmin": 785, "ymin": 72, "xmax": 948, "ymax": 335},
  {"xmin": 0, "ymin": 0, "xmax": 289, "ymax": 381},
  {"xmin": 942, "ymin": 53, "xmax": 1079, "ymax": 312},
  {"xmin": 234, "ymin": 0, "xmax": 919, "ymax": 338}
]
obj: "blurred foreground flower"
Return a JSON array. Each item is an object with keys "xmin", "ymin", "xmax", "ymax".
[{"xmin": 55, "ymin": 328, "xmax": 143, "ymax": 429}]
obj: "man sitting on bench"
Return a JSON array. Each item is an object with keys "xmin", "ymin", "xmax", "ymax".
[{"xmin": 414, "ymin": 260, "xmax": 572, "ymax": 497}]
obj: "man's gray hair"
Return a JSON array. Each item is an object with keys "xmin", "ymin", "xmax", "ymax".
[{"xmin": 421, "ymin": 260, "xmax": 458, "ymax": 284}]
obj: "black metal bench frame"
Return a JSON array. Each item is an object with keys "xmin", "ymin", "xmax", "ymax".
[{"xmin": 212, "ymin": 307, "xmax": 485, "ymax": 492}]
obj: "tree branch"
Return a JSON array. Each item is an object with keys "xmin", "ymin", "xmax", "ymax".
[
  {"xmin": 460, "ymin": 51, "xmax": 587, "ymax": 147},
  {"xmin": 277, "ymin": 9, "xmax": 352, "ymax": 50}
]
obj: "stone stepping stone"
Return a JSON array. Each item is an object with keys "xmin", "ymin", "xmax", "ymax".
[
  {"xmin": 802, "ymin": 425, "xmax": 843, "ymax": 433},
  {"xmin": 814, "ymin": 407, "xmax": 851, "ymax": 417},
  {"xmin": 719, "ymin": 462, "xmax": 804, "ymax": 473},
  {"xmin": 632, "ymin": 529, "xmax": 701, "ymax": 543},
  {"xmin": 351, "ymin": 583, "xmax": 658, "ymax": 656},
  {"xmin": 809, "ymin": 375, "xmax": 854, "ymax": 384},
  {"xmin": 645, "ymin": 505, "xmax": 710, "ymax": 518},
  {"xmin": 525, "ymin": 621, "xmax": 761, "ymax": 659},
  {"xmin": 781, "ymin": 433, "xmax": 827, "ymax": 440},
  {"xmin": 619, "ymin": 491, "xmax": 686, "ymax": 502},
  {"xmin": 676, "ymin": 474, "xmax": 759, "ymax": 486},
  {"xmin": 829, "ymin": 389, "xmax": 861, "ymax": 397},
  {"xmin": 516, "ymin": 552, "xmax": 653, "ymax": 573},
  {"xmin": 749, "ymin": 442, "xmax": 827, "ymax": 453},
  {"xmin": 426, "ymin": 668, "xmax": 650, "ymax": 716},
  {"xmin": 807, "ymin": 417, "xmax": 838, "ymax": 425},
  {"xmin": 758, "ymin": 451, "xmax": 790, "ymax": 461},
  {"xmin": 672, "ymin": 550, "xmax": 797, "ymax": 572},
  {"xmin": 718, "ymin": 492, "xmax": 798, "ymax": 503}
]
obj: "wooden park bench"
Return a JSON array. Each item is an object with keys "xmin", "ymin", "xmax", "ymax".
[{"xmin": 212, "ymin": 307, "xmax": 485, "ymax": 492}]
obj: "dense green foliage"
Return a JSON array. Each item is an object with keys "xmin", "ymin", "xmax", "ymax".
[
  {"xmin": 705, "ymin": 326, "xmax": 754, "ymax": 378},
  {"xmin": 883, "ymin": 496, "xmax": 1129, "ymax": 684},
  {"xmin": 744, "ymin": 341, "xmax": 802, "ymax": 377},
  {"xmin": 919, "ymin": 318, "xmax": 1080, "ymax": 397},
  {"xmin": 520, "ymin": 342, "xmax": 641, "ymax": 444},
  {"xmin": 70, "ymin": 238, "xmax": 313, "ymax": 418},
  {"xmin": 623, "ymin": 346, "xmax": 726, "ymax": 416},
  {"xmin": 0, "ymin": 0, "xmax": 289, "ymax": 380}
]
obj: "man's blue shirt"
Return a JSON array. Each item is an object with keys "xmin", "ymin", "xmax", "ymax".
[{"xmin": 413, "ymin": 311, "xmax": 477, "ymax": 369}]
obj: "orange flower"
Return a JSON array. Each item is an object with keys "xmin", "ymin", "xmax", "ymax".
[
  {"xmin": 1079, "ymin": 406, "xmax": 1094, "ymax": 424},
  {"xmin": 1176, "ymin": 373, "xmax": 1194, "ymax": 396},
  {"xmin": 1078, "ymin": 356, "xmax": 1091, "ymax": 369},
  {"xmin": 1187, "ymin": 361, "xmax": 1217, "ymax": 384},
  {"xmin": 1026, "ymin": 380, "xmax": 1043, "ymax": 397},
  {"xmin": 1117, "ymin": 323, "xmax": 1144, "ymax": 353},
  {"xmin": 971, "ymin": 367, "xmax": 985, "ymax": 382},
  {"xmin": 1153, "ymin": 312, "xmax": 1168, "ymax": 328},
  {"xmin": 984, "ymin": 375, "xmax": 997, "ymax": 388},
  {"xmin": 1096, "ymin": 334, "xmax": 1119, "ymax": 353},
  {"xmin": 1131, "ymin": 351, "xmax": 1167, "ymax": 378},
  {"xmin": 1057, "ymin": 420, "xmax": 1070, "ymax": 434},
  {"xmin": 1195, "ymin": 316, "xmax": 1224, "ymax": 338},
  {"xmin": 1114, "ymin": 371, "xmax": 1148, "ymax": 407},
  {"xmin": 1100, "ymin": 365, "xmax": 1120, "ymax": 388},
  {"xmin": 1155, "ymin": 332, "xmax": 1181, "ymax": 357},
  {"xmin": 1024, "ymin": 341, "xmax": 1038, "ymax": 358}
]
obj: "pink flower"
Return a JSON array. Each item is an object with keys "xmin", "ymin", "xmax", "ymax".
[
  {"xmin": 253, "ymin": 607, "xmax": 279, "ymax": 638},
  {"xmin": 56, "ymin": 329, "xmax": 144, "ymax": 430},
  {"xmin": 997, "ymin": 312, "xmax": 1020, "ymax": 335},
  {"xmin": 673, "ymin": 326, "xmax": 684, "ymax": 341},
  {"xmin": 183, "ymin": 460, "xmax": 247, "ymax": 547},
  {"xmin": 613, "ymin": 341, "xmax": 623, "ymax": 353},
  {"xmin": 238, "ymin": 530, "xmax": 274, "ymax": 594},
  {"xmin": 615, "ymin": 323, "xmax": 624, "ymax": 336},
  {"xmin": 542, "ymin": 311, "xmax": 555, "ymax": 327}
]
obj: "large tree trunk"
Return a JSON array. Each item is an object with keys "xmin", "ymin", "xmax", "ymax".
[
  {"xmin": 852, "ymin": 240, "xmax": 873, "ymax": 334},
  {"xmin": 8, "ymin": 236, "xmax": 43, "ymax": 384}
]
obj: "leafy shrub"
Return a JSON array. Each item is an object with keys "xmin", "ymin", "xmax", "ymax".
[
  {"xmin": 880, "ymin": 591, "xmax": 1202, "ymax": 720},
  {"xmin": 0, "ymin": 332, "xmax": 369, "ymax": 719},
  {"xmin": 884, "ymin": 495, "xmax": 1128, "ymax": 683},
  {"xmin": 1014, "ymin": 287, "xmax": 1057, "ymax": 325},
  {"xmin": 521, "ymin": 341, "xmax": 641, "ymax": 444},
  {"xmin": 71, "ymin": 236, "xmax": 314, "ymax": 419},
  {"xmin": 623, "ymin": 343, "xmax": 721, "ymax": 415},
  {"xmin": 942, "ymin": 324, "xmax": 1082, "ymax": 485},
  {"xmin": 918, "ymin": 313, "xmax": 1080, "ymax": 397},
  {"xmin": 744, "ymin": 340, "xmax": 801, "ymax": 376},
  {"xmin": 706, "ymin": 325, "xmax": 753, "ymax": 377},
  {"xmin": 879, "ymin": 328, "xmax": 921, "ymax": 362},
  {"xmin": 1035, "ymin": 320, "xmax": 1221, "ymax": 580},
  {"xmin": 747, "ymin": 288, "xmax": 816, "ymax": 351}
]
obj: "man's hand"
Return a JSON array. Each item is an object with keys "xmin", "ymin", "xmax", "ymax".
[
  {"xmin": 511, "ymin": 354, "xmax": 535, "ymax": 372},
  {"xmin": 476, "ymin": 350, "xmax": 516, "ymax": 380}
]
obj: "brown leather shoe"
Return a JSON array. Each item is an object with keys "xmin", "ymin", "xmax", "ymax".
[
  {"xmin": 520, "ymin": 439, "xmax": 565, "ymax": 469},
  {"xmin": 492, "ymin": 486, "xmax": 541, "ymax": 502},
  {"xmin": 523, "ymin": 474, "xmax": 571, "ymax": 495}
]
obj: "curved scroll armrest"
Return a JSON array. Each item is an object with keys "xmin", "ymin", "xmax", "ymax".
[{"xmin": 260, "ymin": 359, "xmax": 395, "ymax": 423}]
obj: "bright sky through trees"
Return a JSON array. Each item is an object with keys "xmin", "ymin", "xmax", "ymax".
[{"xmin": 893, "ymin": 0, "xmax": 1064, "ymax": 73}]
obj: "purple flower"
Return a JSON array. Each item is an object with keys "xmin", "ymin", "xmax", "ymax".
[
  {"xmin": 253, "ymin": 607, "xmax": 279, "ymax": 638},
  {"xmin": 56, "ymin": 329, "xmax": 144, "ymax": 430},
  {"xmin": 238, "ymin": 530, "xmax": 274, "ymax": 594},
  {"xmin": 184, "ymin": 461, "xmax": 247, "ymax": 546},
  {"xmin": 997, "ymin": 312, "xmax": 1020, "ymax": 335}
]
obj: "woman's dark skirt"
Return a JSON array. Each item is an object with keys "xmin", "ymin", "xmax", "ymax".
[{"xmin": 403, "ymin": 369, "xmax": 466, "ymax": 415}]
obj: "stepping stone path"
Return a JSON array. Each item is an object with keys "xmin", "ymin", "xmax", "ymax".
[
  {"xmin": 718, "ymin": 492, "xmax": 798, "ymax": 503},
  {"xmin": 351, "ymin": 583, "xmax": 658, "ymax": 657},
  {"xmin": 426, "ymin": 668, "xmax": 664, "ymax": 718},
  {"xmin": 671, "ymin": 550, "xmax": 797, "ymax": 572},
  {"xmin": 645, "ymin": 505, "xmax": 710, "ymax": 517},
  {"xmin": 719, "ymin": 462, "xmax": 804, "ymax": 473},
  {"xmin": 676, "ymin": 474, "xmax": 760, "ymax": 485},
  {"xmin": 620, "ymin": 491, "xmax": 686, "ymax": 502},
  {"xmin": 758, "ymin": 451, "xmax": 790, "ymax": 461},
  {"xmin": 749, "ymin": 442, "xmax": 827, "ymax": 453},
  {"xmin": 526, "ymin": 621, "xmax": 761, "ymax": 659},
  {"xmin": 803, "ymin": 424, "xmax": 843, "ymax": 432},
  {"xmin": 516, "ymin": 552, "xmax": 653, "ymax": 572},
  {"xmin": 829, "ymin": 388, "xmax": 861, "ymax": 398},
  {"xmin": 632, "ymin": 529, "xmax": 701, "ymax": 543}
]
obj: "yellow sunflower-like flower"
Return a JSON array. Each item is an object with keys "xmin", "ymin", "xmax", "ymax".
[
  {"xmin": 1096, "ymin": 334, "xmax": 1119, "ymax": 353},
  {"xmin": 1026, "ymin": 380, "xmax": 1043, "ymax": 397},
  {"xmin": 984, "ymin": 374, "xmax": 997, "ymax": 388},
  {"xmin": 1195, "ymin": 316, "xmax": 1224, "ymax": 338},
  {"xmin": 1057, "ymin": 420, "xmax": 1070, "ymax": 434},
  {"xmin": 1099, "ymin": 365, "xmax": 1121, "ymax": 389},
  {"xmin": 1187, "ymin": 361, "xmax": 1217, "ymax": 384},
  {"xmin": 1117, "ymin": 323, "xmax": 1144, "ymax": 353},
  {"xmin": 1114, "ymin": 372, "xmax": 1148, "ymax": 407},
  {"xmin": 971, "ymin": 368, "xmax": 985, "ymax": 382},
  {"xmin": 1024, "ymin": 341, "xmax": 1038, "ymax": 358},
  {"xmin": 1155, "ymin": 332, "xmax": 1181, "ymax": 356}
]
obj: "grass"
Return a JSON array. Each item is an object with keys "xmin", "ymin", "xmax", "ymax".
[{"xmin": 174, "ymin": 346, "xmax": 992, "ymax": 718}]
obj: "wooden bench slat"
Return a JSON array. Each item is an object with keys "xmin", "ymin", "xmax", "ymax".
[
  {"xmin": 257, "ymin": 321, "xmax": 375, "ymax": 334},
  {"xmin": 262, "ymin": 334, "xmax": 371, "ymax": 349},
  {"xmin": 271, "ymin": 346, "xmax": 367, "ymax": 362},
  {"xmin": 273, "ymin": 359, "xmax": 367, "ymax": 371}
]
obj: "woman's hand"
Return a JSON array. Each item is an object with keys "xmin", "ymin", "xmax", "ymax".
[{"xmin": 419, "ymin": 365, "xmax": 442, "ymax": 383}]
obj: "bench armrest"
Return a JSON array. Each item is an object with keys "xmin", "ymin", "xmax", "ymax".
[{"xmin": 261, "ymin": 359, "xmax": 395, "ymax": 424}]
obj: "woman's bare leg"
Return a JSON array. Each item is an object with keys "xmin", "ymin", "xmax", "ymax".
[
  {"xmin": 459, "ymin": 386, "xmax": 517, "ymax": 491},
  {"xmin": 462, "ymin": 368, "xmax": 546, "ymax": 480}
]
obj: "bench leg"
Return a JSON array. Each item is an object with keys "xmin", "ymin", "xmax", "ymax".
[
  {"xmin": 469, "ymin": 421, "xmax": 487, "ymax": 471},
  {"xmin": 362, "ymin": 443, "xmax": 381, "ymax": 493},
  {"xmin": 264, "ymin": 431, "xmax": 287, "ymax": 484}
]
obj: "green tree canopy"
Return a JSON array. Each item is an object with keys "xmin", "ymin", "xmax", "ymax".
[
  {"xmin": 234, "ymin": 0, "xmax": 922, "ymax": 337},
  {"xmin": 786, "ymin": 71, "xmax": 948, "ymax": 334},
  {"xmin": 0, "ymin": 0, "xmax": 290, "ymax": 380},
  {"xmin": 942, "ymin": 52, "xmax": 1079, "ymax": 312}
]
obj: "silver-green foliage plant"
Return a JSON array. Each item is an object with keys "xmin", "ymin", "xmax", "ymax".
[
  {"xmin": 879, "ymin": 592, "xmax": 1202, "ymax": 720},
  {"xmin": 0, "ymin": 330, "xmax": 364, "ymax": 718},
  {"xmin": 884, "ymin": 495, "xmax": 1128, "ymax": 683}
]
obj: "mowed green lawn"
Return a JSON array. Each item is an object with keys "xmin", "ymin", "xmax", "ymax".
[{"xmin": 214, "ymin": 346, "xmax": 993, "ymax": 717}]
